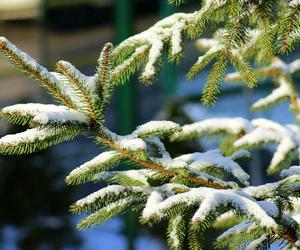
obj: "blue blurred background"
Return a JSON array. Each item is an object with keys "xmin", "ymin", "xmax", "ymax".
[{"xmin": 0, "ymin": 0, "xmax": 299, "ymax": 249}]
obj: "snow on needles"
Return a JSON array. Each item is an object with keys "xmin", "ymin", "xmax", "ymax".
[
  {"xmin": 2, "ymin": 103, "xmax": 68, "ymax": 116},
  {"xmin": 169, "ymin": 215, "xmax": 182, "ymax": 248},
  {"xmin": 0, "ymin": 37, "xmax": 70, "ymax": 97},
  {"xmin": 133, "ymin": 120, "xmax": 181, "ymax": 137},
  {"xmin": 116, "ymin": 137, "xmax": 147, "ymax": 151},
  {"xmin": 290, "ymin": 0, "xmax": 300, "ymax": 7},
  {"xmin": 280, "ymin": 166, "xmax": 300, "ymax": 178},
  {"xmin": 225, "ymin": 57, "xmax": 300, "ymax": 112},
  {"xmin": 217, "ymin": 221, "xmax": 253, "ymax": 242},
  {"xmin": 67, "ymin": 151, "xmax": 121, "ymax": 180},
  {"xmin": 172, "ymin": 117, "xmax": 251, "ymax": 141},
  {"xmin": 2, "ymin": 103, "xmax": 89, "ymax": 125},
  {"xmin": 141, "ymin": 187, "xmax": 278, "ymax": 229},
  {"xmin": 234, "ymin": 119, "xmax": 300, "ymax": 173},
  {"xmin": 33, "ymin": 109, "xmax": 88, "ymax": 125},
  {"xmin": 251, "ymin": 77, "xmax": 293, "ymax": 110},
  {"xmin": 0, "ymin": 127, "xmax": 53, "ymax": 146},
  {"xmin": 242, "ymin": 175, "xmax": 300, "ymax": 199},
  {"xmin": 114, "ymin": 0, "xmax": 225, "ymax": 80},
  {"xmin": 172, "ymin": 115, "xmax": 300, "ymax": 173},
  {"xmin": 75, "ymin": 185, "xmax": 145, "ymax": 207},
  {"xmin": 175, "ymin": 149, "xmax": 250, "ymax": 186}
]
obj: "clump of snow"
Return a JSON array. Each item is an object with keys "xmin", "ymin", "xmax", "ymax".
[
  {"xmin": 289, "ymin": 59, "xmax": 300, "ymax": 73},
  {"xmin": 57, "ymin": 60, "xmax": 86, "ymax": 82},
  {"xmin": 217, "ymin": 221, "xmax": 253, "ymax": 241},
  {"xmin": 245, "ymin": 235, "xmax": 268, "ymax": 250},
  {"xmin": 151, "ymin": 157, "xmax": 187, "ymax": 169},
  {"xmin": 142, "ymin": 191, "xmax": 164, "ymax": 219},
  {"xmin": 172, "ymin": 117, "xmax": 251, "ymax": 141},
  {"xmin": 56, "ymin": 60, "xmax": 97, "ymax": 93},
  {"xmin": 257, "ymin": 200, "xmax": 278, "ymax": 217},
  {"xmin": 33, "ymin": 109, "xmax": 88, "ymax": 125},
  {"xmin": 67, "ymin": 151, "xmax": 121, "ymax": 179},
  {"xmin": 169, "ymin": 215, "xmax": 182, "ymax": 248},
  {"xmin": 281, "ymin": 166, "xmax": 300, "ymax": 178},
  {"xmin": 194, "ymin": 44, "xmax": 224, "ymax": 67},
  {"xmin": 196, "ymin": 38, "xmax": 220, "ymax": 50},
  {"xmin": 116, "ymin": 137, "xmax": 147, "ymax": 151},
  {"xmin": 2, "ymin": 103, "xmax": 69, "ymax": 116},
  {"xmin": 0, "ymin": 127, "xmax": 53, "ymax": 146},
  {"xmin": 171, "ymin": 22, "xmax": 186, "ymax": 56},
  {"xmin": 134, "ymin": 120, "xmax": 181, "ymax": 137},
  {"xmin": 252, "ymin": 77, "xmax": 292, "ymax": 110},
  {"xmin": 234, "ymin": 118, "xmax": 300, "ymax": 172},
  {"xmin": 115, "ymin": 1, "xmax": 226, "ymax": 80},
  {"xmin": 113, "ymin": 169, "xmax": 153, "ymax": 186},
  {"xmin": 243, "ymin": 175, "xmax": 300, "ymax": 199},
  {"xmin": 142, "ymin": 187, "xmax": 278, "ymax": 229},
  {"xmin": 175, "ymin": 149, "xmax": 250, "ymax": 185},
  {"xmin": 143, "ymin": 37, "xmax": 163, "ymax": 78},
  {"xmin": 158, "ymin": 183, "xmax": 189, "ymax": 196},
  {"xmin": 76, "ymin": 185, "xmax": 145, "ymax": 207},
  {"xmin": 231, "ymin": 150, "xmax": 251, "ymax": 160},
  {"xmin": 191, "ymin": 189, "xmax": 278, "ymax": 229},
  {"xmin": 289, "ymin": 0, "xmax": 300, "ymax": 7}
]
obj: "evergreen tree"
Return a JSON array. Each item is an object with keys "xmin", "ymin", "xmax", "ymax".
[{"xmin": 3, "ymin": 0, "xmax": 300, "ymax": 249}]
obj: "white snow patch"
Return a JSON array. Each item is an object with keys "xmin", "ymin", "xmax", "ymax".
[
  {"xmin": 175, "ymin": 149, "xmax": 250, "ymax": 186},
  {"xmin": 76, "ymin": 185, "xmax": 144, "ymax": 207},
  {"xmin": 2, "ymin": 103, "xmax": 69, "ymax": 116},
  {"xmin": 116, "ymin": 137, "xmax": 147, "ymax": 151},
  {"xmin": 169, "ymin": 215, "xmax": 182, "ymax": 248},
  {"xmin": 280, "ymin": 166, "xmax": 300, "ymax": 178},
  {"xmin": 217, "ymin": 221, "xmax": 252, "ymax": 241},
  {"xmin": 290, "ymin": 0, "xmax": 300, "ymax": 6},
  {"xmin": 142, "ymin": 191, "xmax": 164, "ymax": 219},
  {"xmin": 68, "ymin": 151, "xmax": 121, "ymax": 178},
  {"xmin": 134, "ymin": 120, "xmax": 181, "ymax": 137},
  {"xmin": 252, "ymin": 77, "xmax": 292, "ymax": 110},
  {"xmin": 0, "ymin": 127, "xmax": 53, "ymax": 146},
  {"xmin": 245, "ymin": 234, "xmax": 268, "ymax": 250},
  {"xmin": 173, "ymin": 117, "xmax": 251, "ymax": 140},
  {"xmin": 142, "ymin": 187, "xmax": 278, "ymax": 229},
  {"xmin": 33, "ymin": 109, "xmax": 88, "ymax": 125}
]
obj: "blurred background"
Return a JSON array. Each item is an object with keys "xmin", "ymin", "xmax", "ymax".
[{"xmin": 0, "ymin": 0, "xmax": 299, "ymax": 249}]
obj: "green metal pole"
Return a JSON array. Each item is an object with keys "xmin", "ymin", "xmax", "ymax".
[
  {"xmin": 114, "ymin": 2, "xmax": 137, "ymax": 250},
  {"xmin": 115, "ymin": 0, "xmax": 136, "ymax": 135},
  {"xmin": 160, "ymin": 1, "xmax": 178, "ymax": 99}
]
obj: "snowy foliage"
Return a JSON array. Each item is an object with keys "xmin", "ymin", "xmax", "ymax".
[{"xmin": 2, "ymin": 1, "xmax": 300, "ymax": 250}]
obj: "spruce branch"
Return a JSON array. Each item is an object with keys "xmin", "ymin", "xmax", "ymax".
[
  {"xmin": 95, "ymin": 43, "xmax": 114, "ymax": 109},
  {"xmin": 225, "ymin": 57, "xmax": 300, "ymax": 117},
  {"xmin": 65, "ymin": 151, "xmax": 123, "ymax": 185},
  {"xmin": 173, "ymin": 117, "xmax": 300, "ymax": 174},
  {"xmin": 0, "ymin": 37, "xmax": 75, "ymax": 109},
  {"xmin": 167, "ymin": 215, "xmax": 186, "ymax": 250},
  {"xmin": 201, "ymin": 53, "xmax": 228, "ymax": 105},
  {"xmin": 112, "ymin": 0, "xmax": 226, "ymax": 85},
  {"xmin": 0, "ymin": 127, "xmax": 82, "ymax": 155},
  {"xmin": 191, "ymin": 32, "xmax": 256, "ymax": 104},
  {"xmin": 277, "ymin": 1, "xmax": 300, "ymax": 53},
  {"xmin": 2, "ymin": 1, "xmax": 300, "ymax": 248},
  {"xmin": 55, "ymin": 61, "xmax": 99, "ymax": 124},
  {"xmin": 94, "ymin": 130, "xmax": 233, "ymax": 189}
]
